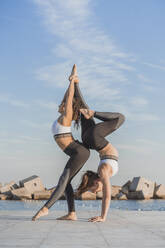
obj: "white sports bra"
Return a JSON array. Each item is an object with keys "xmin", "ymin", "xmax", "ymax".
[
  {"xmin": 52, "ymin": 119, "xmax": 71, "ymax": 136},
  {"xmin": 99, "ymin": 159, "xmax": 119, "ymax": 177}
]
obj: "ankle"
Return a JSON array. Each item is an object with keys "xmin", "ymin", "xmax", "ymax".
[
  {"xmin": 69, "ymin": 211, "xmax": 76, "ymax": 216},
  {"xmin": 42, "ymin": 207, "xmax": 49, "ymax": 212}
]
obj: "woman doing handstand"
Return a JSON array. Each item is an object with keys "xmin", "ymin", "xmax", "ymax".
[
  {"xmin": 73, "ymin": 83, "xmax": 125, "ymax": 222},
  {"xmin": 77, "ymin": 109, "xmax": 125, "ymax": 222}
]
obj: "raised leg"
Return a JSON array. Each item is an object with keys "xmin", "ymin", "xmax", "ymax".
[
  {"xmin": 74, "ymin": 83, "xmax": 89, "ymax": 109},
  {"xmin": 94, "ymin": 111, "xmax": 125, "ymax": 136}
]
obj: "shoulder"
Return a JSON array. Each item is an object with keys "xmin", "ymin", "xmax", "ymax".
[
  {"xmin": 98, "ymin": 163, "xmax": 109, "ymax": 178},
  {"xmin": 58, "ymin": 115, "xmax": 72, "ymax": 126}
]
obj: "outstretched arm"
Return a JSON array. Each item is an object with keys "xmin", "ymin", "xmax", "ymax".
[
  {"xmin": 100, "ymin": 171, "xmax": 111, "ymax": 221},
  {"xmin": 58, "ymin": 64, "xmax": 78, "ymax": 111},
  {"xmin": 58, "ymin": 65, "xmax": 78, "ymax": 126},
  {"xmin": 59, "ymin": 78, "xmax": 76, "ymax": 126},
  {"xmin": 89, "ymin": 165, "xmax": 111, "ymax": 222}
]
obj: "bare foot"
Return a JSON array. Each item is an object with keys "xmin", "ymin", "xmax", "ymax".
[
  {"xmin": 80, "ymin": 109, "xmax": 94, "ymax": 119},
  {"xmin": 56, "ymin": 212, "xmax": 77, "ymax": 221},
  {"xmin": 70, "ymin": 64, "xmax": 77, "ymax": 77},
  {"xmin": 32, "ymin": 207, "xmax": 49, "ymax": 221},
  {"xmin": 69, "ymin": 64, "xmax": 79, "ymax": 83}
]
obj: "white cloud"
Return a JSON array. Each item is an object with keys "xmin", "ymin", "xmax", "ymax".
[
  {"xmin": 137, "ymin": 74, "xmax": 156, "ymax": 92},
  {"xmin": 118, "ymin": 138, "xmax": 161, "ymax": 154},
  {"xmin": 143, "ymin": 62, "xmax": 165, "ymax": 71},
  {"xmin": 118, "ymin": 144, "xmax": 143, "ymax": 152},
  {"xmin": 35, "ymin": 100, "xmax": 58, "ymax": 110},
  {"xmin": 0, "ymin": 94, "xmax": 29, "ymax": 108},
  {"xmin": 0, "ymin": 92, "xmax": 59, "ymax": 113},
  {"xmin": 117, "ymin": 144, "xmax": 152, "ymax": 155},
  {"xmin": 137, "ymin": 74, "xmax": 152, "ymax": 83},
  {"xmin": 127, "ymin": 113, "xmax": 159, "ymax": 121},
  {"xmin": 136, "ymin": 138, "xmax": 161, "ymax": 147},
  {"xmin": 33, "ymin": 0, "xmax": 161, "ymax": 124},
  {"xmin": 33, "ymin": 0, "xmax": 135, "ymax": 102},
  {"xmin": 0, "ymin": 134, "xmax": 50, "ymax": 145},
  {"xmin": 142, "ymin": 85, "xmax": 156, "ymax": 92},
  {"xmin": 130, "ymin": 97, "xmax": 148, "ymax": 106},
  {"xmin": 22, "ymin": 120, "xmax": 51, "ymax": 129}
]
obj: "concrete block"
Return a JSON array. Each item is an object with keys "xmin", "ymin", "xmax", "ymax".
[
  {"xmin": 10, "ymin": 183, "xmax": 19, "ymax": 190},
  {"xmin": 111, "ymin": 186, "xmax": 122, "ymax": 199},
  {"xmin": 47, "ymin": 187, "xmax": 66, "ymax": 200},
  {"xmin": 80, "ymin": 191, "xmax": 96, "ymax": 200},
  {"xmin": 129, "ymin": 177, "xmax": 155, "ymax": 199},
  {"xmin": 0, "ymin": 186, "xmax": 10, "ymax": 194},
  {"xmin": 32, "ymin": 190, "xmax": 52, "ymax": 200},
  {"xmin": 129, "ymin": 177, "xmax": 139, "ymax": 191},
  {"xmin": 121, "ymin": 180, "xmax": 132, "ymax": 195},
  {"xmin": 116, "ymin": 192, "xmax": 128, "ymax": 200},
  {"xmin": 0, "ymin": 194, "xmax": 10, "ymax": 200},
  {"xmin": 97, "ymin": 187, "xmax": 124, "ymax": 200},
  {"xmin": 19, "ymin": 175, "xmax": 45, "ymax": 194},
  {"xmin": 0, "ymin": 181, "xmax": 17, "ymax": 194},
  {"xmin": 127, "ymin": 191, "xmax": 145, "ymax": 200},
  {"xmin": 154, "ymin": 184, "xmax": 165, "ymax": 199},
  {"xmin": 11, "ymin": 187, "xmax": 32, "ymax": 200},
  {"xmin": 122, "ymin": 180, "xmax": 132, "ymax": 188}
]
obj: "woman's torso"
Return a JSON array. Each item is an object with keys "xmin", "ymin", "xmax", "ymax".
[
  {"xmin": 98, "ymin": 143, "xmax": 119, "ymax": 177},
  {"xmin": 98, "ymin": 143, "xmax": 118, "ymax": 159},
  {"xmin": 52, "ymin": 117, "xmax": 74, "ymax": 151}
]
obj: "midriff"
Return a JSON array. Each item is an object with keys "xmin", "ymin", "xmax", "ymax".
[
  {"xmin": 99, "ymin": 143, "xmax": 118, "ymax": 158},
  {"xmin": 55, "ymin": 135, "xmax": 74, "ymax": 151}
]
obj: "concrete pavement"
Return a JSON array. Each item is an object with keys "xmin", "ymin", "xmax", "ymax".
[{"xmin": 0, "ymin": 209, "xmax": 164, "ymax": 247}]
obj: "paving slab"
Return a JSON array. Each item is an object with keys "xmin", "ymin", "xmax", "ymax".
[{"xmin": 0, "ymin": 209, "xmax": 164, "ymax": 248}]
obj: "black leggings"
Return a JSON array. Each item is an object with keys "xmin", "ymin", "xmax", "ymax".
[
  {"xmin": 81, "ymin": 112, "xmax": 125, "ymax": 151},
  {"xmin": 74, "ymin": 83, "xmax": 89, "ymax": 109},
  {"xmin": 44, "ymin": 140, "xmax": 90, "ymax": 211},
  {"xmin": 74, "ymin": 84, "xmax": 125, "ymax": 151}
]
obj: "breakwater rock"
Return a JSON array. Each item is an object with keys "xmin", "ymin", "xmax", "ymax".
[{"xmin": 0, "ymin": 175, "xmax": 165, "ymax": 200}]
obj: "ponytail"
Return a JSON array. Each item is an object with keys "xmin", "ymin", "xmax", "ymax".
[{"xmin": 76, "ymin": 170, "xmax": 99, "ymax": 196}]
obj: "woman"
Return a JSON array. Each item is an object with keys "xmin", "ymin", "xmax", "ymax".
[
  {"xmin": 76, "ymin": 106, "xmax": 125, "ymax": 222},
  {"xmin": 32, "ymin": 65, "xmax": 90, "ymax": 221}
]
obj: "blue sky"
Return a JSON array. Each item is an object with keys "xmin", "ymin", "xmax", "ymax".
[{"xmin": 0, "ymin": 0, "xmax": 165, "ymax": 188}]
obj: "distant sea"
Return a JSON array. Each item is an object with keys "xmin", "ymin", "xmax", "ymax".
[{"xmin": 0, "ymin": 199, "xmax": 165, "ymax": 211}]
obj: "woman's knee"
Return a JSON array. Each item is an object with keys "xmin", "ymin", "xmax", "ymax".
[
  {"xmin": 84, "ymin": 147, "xmax": 90, "ymax": 160},
  {"xmin": 83, "ymin": 147, "xmax": 90, "ymax": 161},
  {"xmin": 120, "ymin": 113, "xmax": 125, "ymax": 123},
  {"xmin": 117, "ymin": 113, "xmax": 125, "ymax": 128}
]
